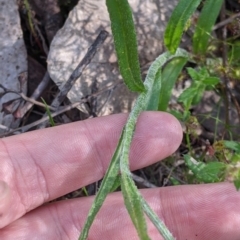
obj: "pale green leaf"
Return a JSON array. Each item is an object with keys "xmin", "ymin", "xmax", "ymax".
[
  {"xmin": 79, "ymin": 131, "xmax": 124, "ymax": 240},
  {"xmin": 145, "ymin": 68, "xmax": 161, "ymax": 111},
  {"xmin": 79, "ymin": 48, "xmax": 189, "ymax": 240},
  {"xmin": 121, "ymin": 174, "xmax": 150, "ymax": 240}
]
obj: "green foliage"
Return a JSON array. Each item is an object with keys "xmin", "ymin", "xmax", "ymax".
[
  {"xmin": 164, "ymin": 0, "xmax": 240, "ymax": 193},
  {"xmin": 106, "ymin": 0, "xmax": 145, "ymax": 92},
  {"xmin": 158, "ymin": 57, "xmax": 188, "ymax": 111},
  {"xmin": 79, "ymin": 48, "xmax": 188, "ymax": 240},
  {"xmin": 23, "ymin": 0, "xmax": 37, "ymax": 40},
  {"xmin": 77, "ymin": 0, "xmax": 240, "ymax": 239},
  {"xmin": 224, "ymin": 140, "xmax": 240, "ymax": 153},
  {"xmin": 184, "ymin": 155, "xmax": 226, "ymax": 183},
  {"xmin": 183, "ymin": 139, "xmax": 240, "ymax": 188},
  {"xmin": 193, "ymin": 0, "xmax": 224, "ymax": 54},
  {"xmin": 178, "ymin": 67, "xmax": 219, "ymax": 114},
  {"xmin": 229, "ymin": 42, "xmax": 240, "ymax": 79},
  {"xmin": 145, "ymin": 52, "xmax": 188, "ymax": 112},
  {"xmin": 164, "ymin": 0, "xmax": 201, "ymax": 53},
  {"xmin": 41, "ymin": 98, "xmax": 55, "ymax": 127},
  {"xmin": 229, "ymin": 41, "xmax": 240, "ymax": 65},
  {"xmin": 79, "ymin": 131, "xmax": 124, "ymax": 240},
  {"xmin": 165, "ymin": 0, "xmax": 223, "ymax": 55},
  {"xmin": 79, "ymin": 0, "xmax": 189, "ymax": 237},
  {"xmin": 121, "ymin": 174, "xmax": 150, "ymax": 240}
]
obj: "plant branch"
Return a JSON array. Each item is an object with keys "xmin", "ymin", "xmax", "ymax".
[{"xmin": 213, "ymin": 12, "xmax": 240, "ymax": 31}]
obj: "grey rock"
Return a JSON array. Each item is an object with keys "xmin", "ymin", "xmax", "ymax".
[
  {"xmin": 47, "ymin": 0, "xmax": 178, "ymax": 116},
  {"xmin": 0, "ymin": 0, "xmax": 28, "ymax": 132}
]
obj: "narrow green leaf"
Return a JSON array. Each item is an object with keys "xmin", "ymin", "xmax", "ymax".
[
  {"xmin": 41, "ymin": 98, "xmax": 55, "ymax": 126},
  {"xmin": 229, "ymin": 41, "xmax": 240, "ymax": 64},
  {"xmin": 224, "ymin": 140, "xmax": 240, "ymax": 153},
  {"xmin": 169, "ymin": 110, "xmax": 184, "ymax": 121},
  {"xmin": 192, "ymin": 84, "xmax": 206, "ymax": 105},
  {"xmin": 121, "ymin": 174, "xmax": 150, "ymax": 240},
  {"xmin": 170, "ymin": 177, "xmax": 181, "ymax": 185},
  {"xmin": 158, "ymin": 57, "xmax": 187, "ymax": 111},
  {"xmin": 193, "ymin": 0, "xmax": 224, "ymax": 54},
  {"xmin": 164, "ymin": 0, "xmax": 201, "ymax": 53},
  {"xmin": 79, "ymin": 131, "xmax": 124, "ymax": 240},
  {"xmin": 119, "ymin": 48, "xmax": 189, "ymax": 240},
  {"xmin": 109, "ymin": 175, "xmax": 121, "ymax": 192},
  {"xmin": 140, "ymin": 197, "xmax": 176, "ymax": 240},
  {"xmin": 178, "ymin": 86, "xmax": 198, "ymax": 105},
  {"xmin": 187, "ymin": 67, "xmax": 201, "ymax": 82},
  {"xmin": 145, "ymin": 49, "xmax": 189, "ymax": 110},
  {"xmin": 184, "ymin": 155, "xmax": 226, "ymax": 183},
  {"xmin": 199, "ymin": 162, "xmax": 226, "ymax": 182},
  {"xmin": 202, "ymin": 77, "xmax": 220, "ymax": 85},
  {"xmin": 82, "ymin": 187, "xmax": 88, "ymax": 196},
  {"xmin": 80, "ymin": 48, "xmax": 190, "ymax": 240},
  {"xmin": 106, "ymin": 0, "xmax": 145, "ymax": 92},
  {"xmin": 117, "ymin": 92, "xmax": 151, "ymax": 240},
  {"xmin": 234, "ymin": 179, "xmax": 240, "ymax": 190},
  {"xmin": 145, "ymin": 68, "xmax": 161, "ymax": 111}
]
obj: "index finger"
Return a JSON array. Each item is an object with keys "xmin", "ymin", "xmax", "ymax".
[{"xmin": 0, "ymin": 111, "xmax": 182, "ymax": 228}]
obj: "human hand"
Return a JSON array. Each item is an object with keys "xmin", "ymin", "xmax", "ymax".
[{"xmin": 0, "ymin": 112, "xmax": 239, "ymax": 240}]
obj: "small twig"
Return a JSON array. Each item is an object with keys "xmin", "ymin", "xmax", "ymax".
[
  {"xmin": 160, "ymin": 162, "xmax": 187, "ymax": 185},
  {"xmin": 0, "ymin": 81, "xmax": 121, "ymax": 137},
  {"xmin": 213, "ymin": 12, "xmax": 240, "ymax": 31},
  {"xmin": 0, "ymin": 84, "xmax": 55, "ymax": 111},
  {"xmin": 0, "ymin": 124, "xmax": 13, "ymax": 131},
  {"xmin": 131, "ymin": 173, "xmax": 157, "ymax": 188},
  {"xmin": 97, "ymin": 85, "xmax": 115, "ymax": 115},
  {"xmin": 220, "ymin": 3, "xmax": 231, "ymax": 129},
  {"xmin": 34, "ymin": 22, "xmax": 49, "ymax": 55},
  {"xmin": 37, "ymin": 30, "xmax": 109, "ymax": 129},
  {"xmin": 16, "ymin": 72, "xmax": 52, "ymax": 118}
]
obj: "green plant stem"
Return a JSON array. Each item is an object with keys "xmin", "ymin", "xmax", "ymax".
[
  {"xmin": 23, "ymin": 0, "xmax": 37, "ymax": 38},
  {"xmin": 82, "ymin": 187, "xmax": 88, "ymax": 196},
  {"xmin": 186, "ymin": 131, "xmax": 192, "ymax": 155},
  {"xmin": 119, "ymin": 49, "xmax": 189, "ymax": 239},
  {"xmin": 79, "ymin": 49, "xmax": 189, "ymax": 240}
]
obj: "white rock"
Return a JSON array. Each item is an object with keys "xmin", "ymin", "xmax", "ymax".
[{"xmin": 47, "ymin": 0, "xmax": 178, "ymax": 115}]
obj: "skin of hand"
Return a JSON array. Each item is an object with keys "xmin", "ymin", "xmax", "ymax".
[{"xmin": 0, "ymin": 111, "xmax": 239, "ymax": 240}]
